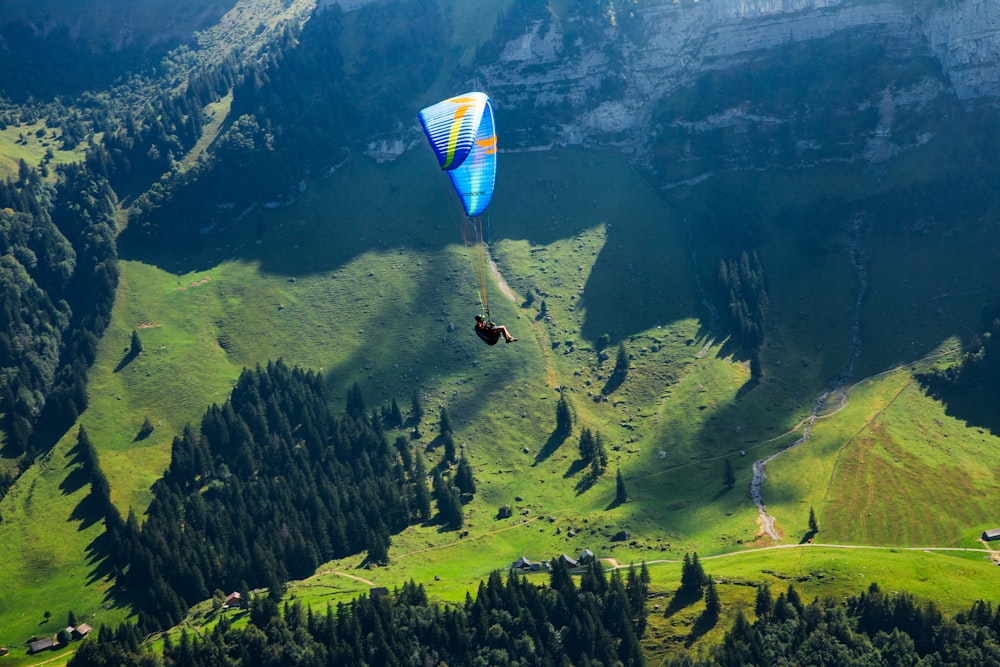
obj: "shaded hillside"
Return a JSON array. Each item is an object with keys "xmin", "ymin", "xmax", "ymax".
[
  {"xmin": 920, "ymin": 301, "xmax": 1000, "ymax": 434},
  {"xmin": 120, "ymin": 0, "xmax": 456, "ymax": 256},
  {"xmin": 0, "ymin": 0, "xmax": 261, "ymax": 100}
]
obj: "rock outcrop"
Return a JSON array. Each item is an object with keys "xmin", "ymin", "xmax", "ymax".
[{"xmin": 476, "ymin": 0, "xmax": 1000, "ymax": 154}]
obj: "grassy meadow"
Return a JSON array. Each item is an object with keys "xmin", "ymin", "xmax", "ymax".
[
  {"xmin": 0, "ymin": 121, "xmax": 91, "ymax": 181},
  {"xmin": 2, "ymin": 134, "xmax": 1000, "ymax": 663}
]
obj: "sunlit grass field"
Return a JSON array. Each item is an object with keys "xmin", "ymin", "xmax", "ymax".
[
  {"xmin": 3, "ymin": 135, "xmax": 1000, "ymax": 662},
  {"xmin": 0, "ymin": 121, "xmax": 91, "ymax": 181}
]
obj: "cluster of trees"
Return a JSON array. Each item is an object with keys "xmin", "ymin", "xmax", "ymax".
[
  {"xmin": 578, "ymin": 427, "xmax": 609, "ymax": 478},
  {"xmin": 92, "ymin": 58, "xmax": 238, "ymax": 196},
  {"xmin": 718, "ymin": 251, "xmax": 769, "ymax": 352},
  {"xmin": 0, "ymin": 159, "xmax": 118, "ymax": 471},
  {"xmin": 0, "ymin": 12, "xmax": 244, "ymax": 476},
  {"xmin": 668, "ymin": 581, "xmax": 1000, "ymax": 666},
  {"xmin": 671, "ymin": 552, "xmax": 721, "ymax": 627},
  {"xmin": 99, "ymin": 360, "xmax": 460, "ymax": 630},
  {"xmin": 71, "ymin": 561, "xmax": 651, "ymax": 667}
]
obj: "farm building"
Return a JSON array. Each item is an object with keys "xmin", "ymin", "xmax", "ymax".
[
  {"xmin": 555, "ymin": 554, "xmax": 579, "ymax": 568},
  {"xmin": 72, "ymin": 623, "xmax": 93, "ymax": 639},
  {"xmin": 982, "ymin": 528, "xmax": 1000, "ymax": 541},
  {"xmin": 511, "ymin": 556, "xmax": 533, "ymax": 570},
  {"xmin": 28, "ymin": 636, "xmax": 54, "ymax": 654},
  {"xmin": 510, "ymin": 556, "xmax": 548, "ymax": 572}
]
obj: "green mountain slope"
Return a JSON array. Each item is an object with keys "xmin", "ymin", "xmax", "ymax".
[{"xmin": 2, "ymin": 0, "xmax": 1000, "ymax": 662}]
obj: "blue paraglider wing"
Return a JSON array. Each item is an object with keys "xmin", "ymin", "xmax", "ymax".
[{"xmin": 418, "ymin": 92, "xmax": 497, "ymax": 217}]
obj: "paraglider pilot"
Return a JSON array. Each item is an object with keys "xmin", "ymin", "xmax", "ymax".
[{"xmin": 475, "ymin": 314, "xmax": 516, "ymax": 345}]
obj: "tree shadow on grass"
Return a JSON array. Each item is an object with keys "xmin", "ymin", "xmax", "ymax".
[
  {"xmin": 685, "ymin": 612, "xmax": 719, "ymax": 647},
  {"xmin": 918, "ymin": 377, "xmax": 1000, "ymax": 436},
  {"xmin": 600, "ymin": 371, "xmax": 626, "ymax": 397},
  {"xmin": 59, "ymin": 464, "xmax": 90, "ymax": 496},
  {"xmin": 59, "ymin": 440, "xmax": 90, "ymax": 495},
  {"xmin": 113, "ymin": 349, "xmax": 139, "ymax": 373},
  {"xmin": 662, "ymin": 588, "xmax": 701, "ymax": 619},
  {"xmin": 84, "ymin": 530, "xmax": 117, "ymax": 587},
  {"xmin": 573, "ymin": 469, "xmax": 599, "ymax": 496},
  {"xmin": 70, "ymin": 491, "xmax": 103, "ymax": 531},
  {"xmin": 735, "ymin": 375, "xmax": 761, "ymax": 399},
  {"xmin": 710, "ymin": 485, "xmax": 734, "ymax": 502},
  {"xmin": 533, "ymin": 429, "xmax": 569, "ymax": 465}
]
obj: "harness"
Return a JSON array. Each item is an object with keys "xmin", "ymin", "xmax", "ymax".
[{"xmin": 475, "ymin": 321, "xmax": 501, "ymax": 345}]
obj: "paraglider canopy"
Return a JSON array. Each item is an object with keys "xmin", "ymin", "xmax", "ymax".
[{"xmin": 418, "ymin": 92, "xmax": 497, "ymax": 218}]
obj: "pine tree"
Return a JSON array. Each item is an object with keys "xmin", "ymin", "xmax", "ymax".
[
  {"xmin": 614, "ymin": 342, "xmax": 630, "ymax": 375},
  {"xmin": 412, "ymin": 451, "xmax": 432, "ymax": 521},
  {"xmin": 388, "ymin": 398, "xmax": 403, "ymax": 427},
  {"xmin": 755, "ymin": 582, "xmax": 773, "ymax": 620},
  {"xmin": 130, "ymin": 329, "xmax": 143, "ymax": 354},
  {"xmin": 366, "ymin": 530, "xmax": 390, "ymax": 566},
  {"xmin": 578, "ymin": 428, "xmax": 594, "ymax": 461},
  {"xmin": 808, "ymin": 506, "xmax": 819, "ymax": 534},
  {"xmin": 556, "ymin": 394, "xmax": 573, "ymax": 436},
  {"xmin": 439, "ymin": 406, "xmax": 453, "ymax": 436},
  {"xmin": 346, "ymin": 382, "xmax": 366, "ymax": 419},
  {"xmin": 437, "ymin": 483, "xmax": 464, "ymax": 530},
  {"xmin": 454, "ymin": 458, "xmax": 476, "ymax": 496},
  {"xmin": 441, "ymin": 432, "xmax": 457, "ymax": 465},
  {"xmin": 410, "ymin": 390, "xmax": 424, "ymax": 425},
  {"xmin": 615, "ymin": 468, "xmax": 627, "ymax": 504},
  {"xmin": 680, "ymin": 552, "xmax": 706, "ymax": 597},
  {"xmin": 702, "ymin": 579, "xmax": 721, "ymax": 624},
  {"xmin": 595, "ymin": 432, "xmax": 608, "ymax": 470},
  {"xmin": 395, "ymin": 435, "xmax": 412, "ymax": 470}
]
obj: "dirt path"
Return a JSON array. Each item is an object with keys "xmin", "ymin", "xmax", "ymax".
[
  {"xmin": 306, "ymin": 569, "xmax": 375, "ymax": 586},
  {"xmin": 488, "ymin": 255, "xmax": 518, "ymax": 304},
  {"xmin": 487, "ymin": 251, "xmax": 562, "ymax": 387}
]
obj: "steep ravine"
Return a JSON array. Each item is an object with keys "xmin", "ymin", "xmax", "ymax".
[{"xmin": 750, "ymin": 216, "xmax": 869, "ymax": 540}]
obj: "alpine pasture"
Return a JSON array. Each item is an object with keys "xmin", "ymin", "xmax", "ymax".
[{"xmin": 2, "ymin": 138, "xmax": 1000, "ymax": 663}]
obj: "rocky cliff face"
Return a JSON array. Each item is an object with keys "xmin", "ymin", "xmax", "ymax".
[
  {"xmin": 923, "ymin": 0, "xmax": 1000, "ymax": 98},
  {"xmin": 477, "ymin": 0, "xmax": 1000, "ymax": 160}
]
